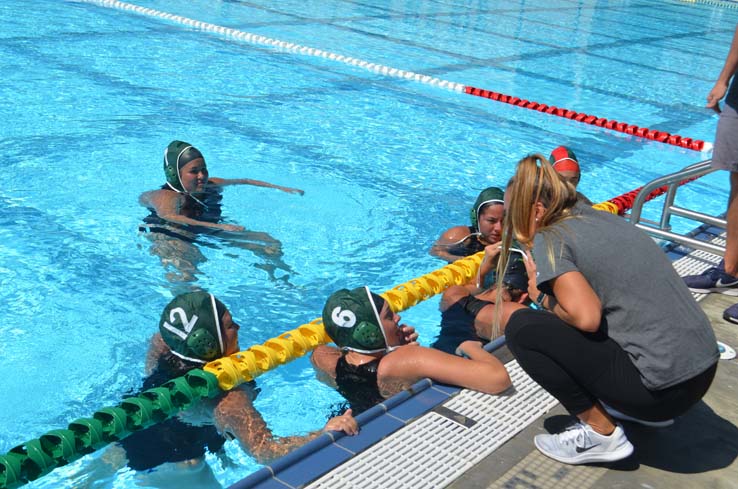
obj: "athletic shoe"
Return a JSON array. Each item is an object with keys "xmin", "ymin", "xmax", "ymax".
[
  {"xmin": 723, "ymin": 303, "xmax": 738, "ymax": 325},
  {"xmin": 682, "ymin": 261, "xmax": 738, "ymax": 296},
  {"xmin": 534, "ymin": 422, "xmax": 634, "ymax": 465},
  {"xmin": 600, "ymin": 402, "xmax": 674, "ymax": 428}
]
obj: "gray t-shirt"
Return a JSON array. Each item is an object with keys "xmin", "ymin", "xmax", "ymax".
[{"xmin": 533, "ymin": 202, "xmax": 718, "ymax": 390}]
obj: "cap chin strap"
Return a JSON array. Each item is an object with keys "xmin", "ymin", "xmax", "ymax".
[
  {"xmin": 169, "ymin": 350, "xmax": 207, "ymax": 364},
  {"xmin": 209, "ymin": 293, "xmax": 224, "ymax": 357},
  {"xmin": 365, "ymin": 286, "xmax": 393, "ymax": 353}
]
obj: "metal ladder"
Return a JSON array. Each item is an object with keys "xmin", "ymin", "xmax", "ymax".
[{"xmin": 628, "ymin": 160, "xmax": 726, "ymax": 256}]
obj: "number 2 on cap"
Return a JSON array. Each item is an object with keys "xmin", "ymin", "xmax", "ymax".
[{"xmin": 163, "ymin": 307, "xmax": 200, "ymax": 340}]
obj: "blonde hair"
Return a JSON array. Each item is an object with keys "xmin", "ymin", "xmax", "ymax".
[{"xmin": 492, "ymin": 153, "xmax": 578, "ymax": 335}]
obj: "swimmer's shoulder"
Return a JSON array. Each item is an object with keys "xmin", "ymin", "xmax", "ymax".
[
  {"xmin": 311, "ymin": 345, "xmax": 342, "ymax": 377},
  {"xmin": 437, "ymin": 225, "xmax": 473, "ymax": 243},
  {"xmin": 139, "ymin": 187, "xmax": 184, "ymax": 209}
]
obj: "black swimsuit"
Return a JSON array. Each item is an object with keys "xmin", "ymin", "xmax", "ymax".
[
  {"xmin": 445, "ymin": 226, "xmax": 486, "ymax": 258},
  {"xmin": 334, "ymin": 354, "xmax": 384, "ymax": 415},
  {"xmin": 431, "ymin": 296, "xmax": 491, "ymax": 355},
  {"xmin": 119, "ymin": 356, "xmax": 257, "ymax": 471},
  {"xmin": 139, "ymin": 185, "xmax": 225, "ymax": 241}
]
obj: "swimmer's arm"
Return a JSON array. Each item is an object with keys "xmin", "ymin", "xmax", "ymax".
[
  {"xmin": 213, "ymin": 390, "xmax": 357, "ymax": 464},
  {"xmin": 379, "ymin": 344, "xmax": 511, "ymax": 395},
  {"xmin": 144, "ymin": 333, "xmax": 167, "ymax": 375},
  {"xmin": 309, "ymin": 345, "xmax": 340, "ymax": 388},
  {"xmin": 429, "ymin": 226, "xmax": 474, "ymax": 262},
  {"xmin": 208, "ymin": 177, "xmax": 304, "ymax": 196},
  {"xmin": 547, "ymin": 271, "xmax": 602, "ymax": 332},
  {"xmin": 141, "ymin": 189, "xmax": 244, "ymax": 232}
]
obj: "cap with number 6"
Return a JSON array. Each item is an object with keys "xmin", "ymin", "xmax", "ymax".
[{"xmin": 322, "ymin": 286, "xmax": 389, "ymax": 354}]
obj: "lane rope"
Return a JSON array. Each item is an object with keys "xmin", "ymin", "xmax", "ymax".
[{"xmin": 75, "ymin": 0, "xmax": 712, "ymax": 152}]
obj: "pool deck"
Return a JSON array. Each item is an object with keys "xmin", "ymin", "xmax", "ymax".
[{"xmin": 447, "ymin": 290, "xmax": 738, "ymax": 489}]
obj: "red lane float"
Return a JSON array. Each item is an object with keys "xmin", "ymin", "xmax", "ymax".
[
  {"xmin": 596, "ymin": 175, "xmax": 702, "ymax": 216},
  {"xmin": 464, "ymin": 86, "xmax": 707, "ymax": 152}
]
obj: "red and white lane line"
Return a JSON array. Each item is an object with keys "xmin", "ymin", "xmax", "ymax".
[{"xmin": 75, "ymin": 0, "xmax": 713, "ymax": 152}]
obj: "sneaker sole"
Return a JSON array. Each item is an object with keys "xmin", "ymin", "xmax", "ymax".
[
  {"xmin": 688, "ymin": 287, "xmax": 738, "ymax": 296},
  {"xmin": 534, "ymin": 438, "xmax": 634, "ymax": 465},
  {"xmin": 723, "ymin": 312, "xmax": 738, "ymax": 324}
]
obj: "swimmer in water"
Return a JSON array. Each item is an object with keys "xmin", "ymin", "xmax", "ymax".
[
  {"xmin": 433, "ymin": 245, "xmax": 532, "ymax": 354},
  {"xmin": 139, "ymin": 141, "xmax": 303, "ymax": 282},
  {"xmin": 113, "ymin": 291, "xmax": 358, "ymax": 486},
  {"xmin": 549, "ymin": 145, "xmax": 592, "ymax": 205},
  {"xmin": 311, "ymin": 286, "xmax": 511, "ymax": 415},
  {"xmin": 429, "ymin": 187, "xmax": 505, "ymax": 263}
]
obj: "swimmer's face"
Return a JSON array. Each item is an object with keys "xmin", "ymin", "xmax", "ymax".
[
  {"xmin": 180, "ymin": 158, "xmax": 209, "ymax": 194},
  {"xmin": 478, "ymin": 203, "xmax": 504, "ymax": 244},
  {"xmin": 378, "ymin": 302, "xmax": 405, "ymax": 348},
  {"xmin": 557, "ymin": 170, "xmax": 580, "ymax": 188},
  {"xmin": 221, "ymin": 309, "xmax": 240, "ymax": 356}
]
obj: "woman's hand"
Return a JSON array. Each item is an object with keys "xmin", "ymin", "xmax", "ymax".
[
  {"xmin": 522, "ymin": 249, "xmax": 541, "ymax": 301},
  {"xmin": 324, "ymin": 409, "xmax": 359, "ymax": 435},
  {"xmin": 477, "ymin": 242, "xmax": 502, "ymax": 288},
  {"xmin": 482, "ymin": 243, "xmax": 502, "ymax": 262}
]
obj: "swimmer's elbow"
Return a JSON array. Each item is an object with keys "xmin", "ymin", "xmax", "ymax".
[
  {"xmin": 478, "ymin": 368, "xmax": 511, "ymax": 394},
  {"xmin": 492, "ymin": 370, "xmax": 512, "ymax": 394}
]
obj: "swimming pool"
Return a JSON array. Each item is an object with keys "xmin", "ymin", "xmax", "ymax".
[{"xmin": 1, "ymin": 0, "xmax": 734, "ymax": 487}]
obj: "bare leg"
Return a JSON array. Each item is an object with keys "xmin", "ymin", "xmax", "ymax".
[
  {"xmin": 576, "ymin": 403, "xmax": 617, "ymax": 435},
  {"xmin": 145, "ymin": 233, "xmax": 205, "ymax": 282},
  {"xmin": 724, "ymin": 171, "xmax": 738, "ymax": 276}
]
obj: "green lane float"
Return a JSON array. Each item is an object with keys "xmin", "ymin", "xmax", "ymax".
[{"xmin": 0, "ymin": 370, "xmax": 221, "ymax": 488}]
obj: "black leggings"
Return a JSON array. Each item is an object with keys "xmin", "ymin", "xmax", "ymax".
[{"xmin": 505, "ymin": 308, "xmax": 717, "ymax": 421}]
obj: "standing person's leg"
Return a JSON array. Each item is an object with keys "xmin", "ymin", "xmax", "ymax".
[
  {"xmin": 683, "ymin": 104, "xmax": 738, "ymax": 296},
  {"xmin": 714, "ymin": 103, "xmax": 738, "ymax": 322}
]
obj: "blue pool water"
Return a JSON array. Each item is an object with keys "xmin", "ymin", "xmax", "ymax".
[{"xmin": 1, "ymin": 0, "xmax": 735, "ymax": 487}]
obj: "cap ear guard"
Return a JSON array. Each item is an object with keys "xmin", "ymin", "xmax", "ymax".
[
  {"xmin": 187, "ymin": 328, "xmax": 220, "ymax": 360},
  {"xmin": 470, "ymin": 205, "xmax": 479, "ymax": 230},
  {"xmin": 352, "ymin": 321, "xmax": 385, "ymax": 350}
]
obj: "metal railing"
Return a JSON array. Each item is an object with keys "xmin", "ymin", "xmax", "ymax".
[{"xmin": 628, "ymin": 160, "xmax": 726, "ymax": 255}]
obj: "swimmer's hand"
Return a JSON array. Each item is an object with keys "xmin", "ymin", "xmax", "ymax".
[
  {"xmin": 278, "ymin": 186, "xmax": 305, "ymax": 196},
  {"xmin": 399, "ymin": 325, "xmax": 419, "ymax": 345},
  {"xmin": 456, "ymin": 340, "xmax": 484, "ymax": 359},
  {"xmin": 324, "ymin": 409, "xmax": 359, "ymax": 435}
]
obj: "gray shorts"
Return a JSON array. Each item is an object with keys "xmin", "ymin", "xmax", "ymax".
[{"xmin": 712, "ymin": 103, "xmax": 738, "ymax": 172}]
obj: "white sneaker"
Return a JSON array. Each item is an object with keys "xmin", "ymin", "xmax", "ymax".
[
  {"xmin": 600, "ymin": 402, "xmax": 674, "ymax": 428},
  {"xmin": 534, "ymin": 422, "xmax": 634, "ymax": 465}
]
